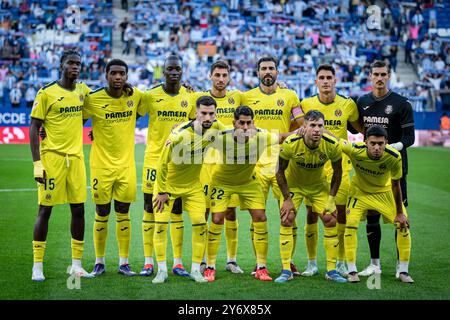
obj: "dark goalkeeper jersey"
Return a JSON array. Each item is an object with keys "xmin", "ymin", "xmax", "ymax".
[{"xmin": 356, "ymin": 90, "xmax": 415, "ymax": 174}]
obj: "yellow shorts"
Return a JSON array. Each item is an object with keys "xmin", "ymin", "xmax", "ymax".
[
  {"xmin": 141, "ymin": 164, "xmax": 157, "ymax": 194},
  {"xmin": 255, "ymin": 166, "xmax": 281, "ymax": 201},
  {"xmin": 326, "ymin": 170, "xmax": 350, "ymax": 206},
  {"xmin": 38, "ymin": 152, "xmax": 86, "ymax": 206},
  {"xmin": 210, "ymin": 181, "xmax": 266, "ymax": 213},
  {"xmin": 154, "ymin": 183, "xmax": 206, "ymax": 218},
  {"xmin": 277, "ymin": 182, "xmax": 329, "ymax": 214},
  {"xmin": 201, "ymin": 164, "xmax": 239, "ymax": 209},
  {"xmin": 346, "ymin": 186, "xmax": 408, "ymax": 227},
  {"xmin": 90, "ymin": 166, "xmax": 136, "ymax": 205}
]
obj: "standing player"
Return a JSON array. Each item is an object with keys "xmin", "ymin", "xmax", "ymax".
[
  {"xmin": 275, "ymin": 110, "xmax": 347, "ymax": 283},
  {"xmin": 151, "ymin": 96, "xmax": 224, "ymax": 284},
  {"xmin": 84, "ymin": 59, "xmax": 142, "ymax": 277},
  {"xmin": 341, "ymin": 125, "xmax": 413, "ymax": 283},
  {"xmin": 198, "ymin": 60, "xmax": 243, "ymax": 274},
  {"xmin": 138, "ymin": 55, "xmax": 196, "ymax": 277},
  {"xmin": 29, "ymin": 50, "xmax": 92, "ymax": 281},
  {"xmin": 300, "ymin": 64, "xmax": 363, "ymax": 277},
  {"xmin": 241, "ymin": 56, "xmax": 304, "ymax": 275},
  {"xmin": 356, "ymin": 60, "xmax": 415, "ymax": 277},
  {"xmin": 204, "ymin": 105, "xmax": 295, "ymax": 282}
]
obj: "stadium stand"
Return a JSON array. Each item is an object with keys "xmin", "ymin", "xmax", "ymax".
[{"xmin": 0, "ymin": 0, "xmax": 449, "ymax": 114}]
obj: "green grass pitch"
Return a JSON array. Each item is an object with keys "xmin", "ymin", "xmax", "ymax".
[{"xmin": 0, "ymin": 144, "xmax": 449, "ymax": 300}]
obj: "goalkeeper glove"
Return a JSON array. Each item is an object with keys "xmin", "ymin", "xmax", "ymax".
[{"xmin": 390, "ymin": 142, "xmax": 404, "ymax": 151}]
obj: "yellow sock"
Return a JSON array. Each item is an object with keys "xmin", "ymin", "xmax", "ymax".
[
  {"xmin": 396, "ymin": 224, "xmax": 411, "ymax": 262},
  {"xmin": 305, "ymin": 223, "xmax": 318, "ymax": 260},
  {"xmin": 142, "ymin": 210, "xmax": 155, "ymax": 258},
  {"xmin": 32, "ymin": 241, "xmax": 46, "ymax": 263},
  {"xmin": 93, "ymin": 213, "xmax": 109, "ymax": 259},
  {"xmin": 170, "ymin": 213, "xmax": 184, "ymax": 261},
  {"xmin": 292, "ymin": 219, "xmax": 298, "ymax": 260},
  {"xmin": 344, "ymin": 226, "xmax": 358, "ymax": 265},
  {"xmin": 154, "ymin": 222, "xmax": 169, "ymax": 262},
  {"xmin": 207, "ymin": 222, "xmax": 223, "ymax": 267},
  {"xmin": 71, "ymin": 238, "xmax": 84, "ymax": 260},
  {"xmin": 323, "ymin": 226, "xmax": 338, "ymax": 271},
  {"xmin": 280, "ymin": 225, "xmax": 293, "ymax": 270},
  {"xmin": 253, "ymin": 221, "xmax": 268, "ymax": 266},
  {"xmin": 116, "ymin": 212, "xmax": 131, "ymax": 259},
  {"xmin": 192, "ymin": 222, "xmax": 207, "ymax": 264},
  {"xmin": 224, "ymin": 219, "xmax": 238, "ymax": 261},
  {"xmin": 337, "ymin": 222, "xmax": 346, "ymax": 261}
]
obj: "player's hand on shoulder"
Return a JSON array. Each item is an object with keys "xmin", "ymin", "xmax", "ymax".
[
  {"xmin": 276, "ymin": 81, "xmax": 288, "ymax": 89},
  {"xmin": 182, "ymin": 82, "xmax": 195, "ymax": 93},
  {"xmin": 123, "ymin": 82, "xmax": 134, "ymax": 96}
]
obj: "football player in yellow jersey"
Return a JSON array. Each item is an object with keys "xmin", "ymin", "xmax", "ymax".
[
  {"xmin": 83, "ymin": 59, "xmax": 142, "ymax": 277},
  {"xmin": 300, "ymin": 64, "xmax": 363, "ymax": 277},
  {"xmin": 241, "ymin": 56, "xmax": 304, "ymax": 275},
  {"xmin": 204, "ymin": 106, "xmax": 298, "ymax": 282},
  {"xmin": 275, "ymin": 110, "xmax": 347, "ymax": 283},
  {"xmin": 138, "ymin": 55, "xmax": 196, "ymax": 277},
  {"xmin": 29, "ymin": 50, "xmax": 93, "ymax": 281},
  {"xmin": 341, "ymin": 125, "xmax": 413, "ymax": 283},
  {"xmin": 197, "ymin": 60, "xmax": 243, "ymax": 274},
  {"xmin": 151, "ymin": 96, "xmax": 223, "ymax": 284}
]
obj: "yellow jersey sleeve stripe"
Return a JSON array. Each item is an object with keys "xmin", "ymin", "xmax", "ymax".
[
  {"xmin": 385, "ymin": 148, "xmax": 399, "ymax": 158},
  {"xmin": 322, "ymin": 135, "xmax": 336, "ymax": 144}
]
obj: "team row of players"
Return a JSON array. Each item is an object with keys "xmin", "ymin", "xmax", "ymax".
[{"xmin": 30, "ymin": 52, "xmax": 414, "ymax": 284}]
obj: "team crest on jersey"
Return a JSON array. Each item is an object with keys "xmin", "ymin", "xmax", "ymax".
[
  {"xmin": 211, "ymin": 201, "xmax": 215, "ymax": 207},
  {"xmin": 277, "ymin": 99, "xmax": 285, "ymax": 107},
  {"xmin": 127, "ymin": 100, "xmax": 134, "ymax": 108},
  {"xmin": 228, "ymin": 97, "xmax": 235, "ymax": 105},
  {"xmin": 146, "ymin": 182, "xmax": 151, "ymax": 188},
  {"xmin": 335, "ymin": 109, "xmax": 342, "ymax": 117},
  {"xmin": 180, "ymin": 100, "xmax": 188, "ymax": 108},
  {"xmin": 379, "ymin": 163, "xmax": 387, "ymax": 171},
  {"xmin": 79, "ymin": 94, "xmax": 84, "ymax": 102},
  {"xmin": 208, "ymin": 135, "xmax": 216, "ymax": 142},
  {"xmin": 94, "ymin": 193, "xmax": 99, "ymax": 199},
  {"xmin": 319, "ymin": 153, "xmax": 327, "ymax": 161},
  {"xmin": 385, "ymin": 105, "xmax": 393, "ymax": 114},
  {"xmin": 45, "ymin": 194, "xmax": 51, "ymax": 200}
]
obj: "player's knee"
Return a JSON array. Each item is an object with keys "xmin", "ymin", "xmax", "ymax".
[
  {"xmin": 225, "ymin": 208, "xmax": 236, "ymax": 221},
  {"xmin": 114, "ymin": 200, "xmax": 130, "ymax": 213},
  {"xmin": 211, "ymin": 214, "xmax": 225, "ymax": 225},
  {"xmin": 306, "ymin": 211, "xmax": 318, "ymax": 224},
  {"xmin": 336, "ymin": 206, "xmax": 346, "ymax": 224},
  {"xmin": 96, "ymin": 204, "xmax": 111, "ymax": 216},
  {"xmin": 70, "ymin": 203, "xmax": 85, "ymax": 216},
  {"xmin": 38, "ymin": 205, "xmax": 52, "ymax": 220},
  {"xmin": 252, "ymin": 213, "xmax": 267, "ymax": 223}
]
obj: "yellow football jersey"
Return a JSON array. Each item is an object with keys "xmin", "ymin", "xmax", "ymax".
[
  {"xmin": 241, "ymin": 87, "xmax": 302, "ymax": 133},
  {"xmin": 194, "ymin": 90, "xmax": 242, "ymax": 164},
  {"xmin": 301, "ymin": 93, "xmax": 359, "ymax": 172},
  {"xmin": 194, "ymin": 90, "xmax": 242, "ymax": 126},
  {"xmin": 138, "ymin": 85, "xmax": 196, "ymax": 166},
  {"xmin": 279, "ymin": 133, "xmax": 342, "ymax": 194},
  {"xmin": 83, "ymin": 87, "xmax": 142, "ymax": 168},
  {"xmin": 155, "ymin": 120, "xmax": 226, "ymax": 193},
  {"xmin": 341, "ymin": 140, "xmax": 402, "ymax": 194},
  {"xmin": 212, "ymin": 129, "xmax": 278, "ymax": 186},
  {"xmin": 31, "ymin": 81, "xmax": 91, "ymax": 157}
]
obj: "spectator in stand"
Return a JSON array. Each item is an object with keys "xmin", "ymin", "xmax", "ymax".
[
  {"xmin": 25, "ymin": 85, "xmax": 36, "ymax": 108},
  {"xmin": 10, "ymin": 85, "xmax": 22, "ymax": 108}
]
